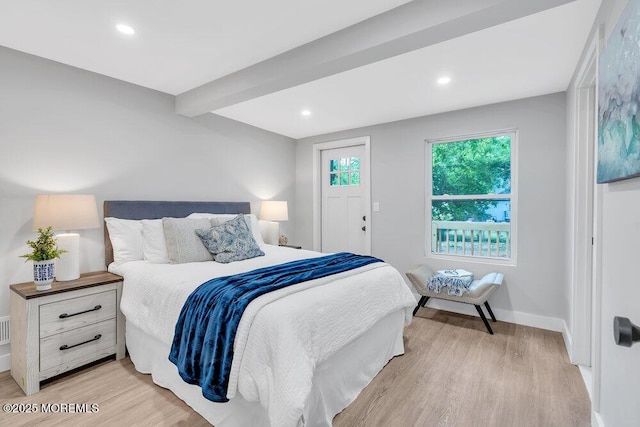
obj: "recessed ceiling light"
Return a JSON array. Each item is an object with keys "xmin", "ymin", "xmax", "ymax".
[
  {"xmin": 116, "ymin": 24, "xmax": 135, "ymax": 35},
  {"xmin": 301, "ymin": 109, "xmax": 311, "ymax": 117},
  {"xmin": 437, "ymin": 76, "xmax": 451, "ymax": 85}
]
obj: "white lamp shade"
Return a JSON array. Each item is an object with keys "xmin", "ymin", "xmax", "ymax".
[
  {"xmin": 32, "ymin": 194, "xmax": 99, "ymax": 282},
  {"xmin": 33, "ymin": 194, "xmax": 100, "ymax": 231},
  {"xmin": 260, "ymin": 201, "xmax": 288, "ymax": 221}
]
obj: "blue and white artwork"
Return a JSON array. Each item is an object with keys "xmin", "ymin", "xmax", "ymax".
[{"xmin": 598, "ymin": 0, "xmax": 640, "ymax": 183}]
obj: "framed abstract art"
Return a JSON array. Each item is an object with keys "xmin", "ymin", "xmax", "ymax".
[{"xmin": 598, "ymin": 0, "xmax": 640, "ymax": 183}]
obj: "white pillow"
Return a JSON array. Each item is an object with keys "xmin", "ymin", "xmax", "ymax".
[
  {"xmin": 141, "ymin": 219, "xmax": 170, "ymax": 263},
  {"xmin": 186, "ymin": 213, "xmax": 217, "ymax": 219},
  {"xmin": 187, "ymin": 213, "xmax": 265, "ymax": 246},
  {"xmin": 104, "ymin": 217, "xmax": 143, "ymax": 265}
]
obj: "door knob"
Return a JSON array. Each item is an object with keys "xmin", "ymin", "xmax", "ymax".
[
  {"xmin": 362, "ymin": 215, "xmax": 366, "ymax": 221},
  {"xmin": 362, "ymin": 226, "xmax": 366, "ymax": 231},
  {"xmin": 614, "ymin": 316, "xmax": 640, "ymax": 347}
]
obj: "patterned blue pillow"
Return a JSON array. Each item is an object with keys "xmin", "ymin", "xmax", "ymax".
[{"xmin": 196, "ymin": 214, "xmax": 265, "ymax": 263}]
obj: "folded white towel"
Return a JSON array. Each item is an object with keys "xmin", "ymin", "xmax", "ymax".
[{"xmin": 437, "ymin": 268, "xmax": 473, "ymax": 277}]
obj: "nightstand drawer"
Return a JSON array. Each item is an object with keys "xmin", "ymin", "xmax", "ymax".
[
  {"xmin": 39, "ymin": 290, "xmax": 116, "ymax": 338},
  {"xmin": 39, "ymin": 318, "xmax": 116, "ymax": 373}
]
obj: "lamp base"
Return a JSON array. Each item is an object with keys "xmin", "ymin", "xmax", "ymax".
[
  {"xmin": 56, "ymin": 233, "xmax": 80, "ymax": 281},
  {"xmin": 264, "ymin": 222, "xmax": 280, "ymax": 246}
]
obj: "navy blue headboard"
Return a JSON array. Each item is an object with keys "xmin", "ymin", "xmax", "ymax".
[{"xmin": 103, "ymin": 200, "xmax": 251, "ymax": 266}]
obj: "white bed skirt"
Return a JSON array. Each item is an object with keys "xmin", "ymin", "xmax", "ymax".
[{"xmin": 125, "ymin": 309, "xmax": 406, "ymax": 427}]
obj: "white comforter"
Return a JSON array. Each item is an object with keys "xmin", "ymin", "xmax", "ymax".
[{"xmin": 111, "ymin": 246, "xmax": 416, "ymax": 427}]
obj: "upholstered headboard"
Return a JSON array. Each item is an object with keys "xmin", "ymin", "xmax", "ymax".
[{"xmin": 103, "ymin": 200, "xmax": 251, "ymax": 266}]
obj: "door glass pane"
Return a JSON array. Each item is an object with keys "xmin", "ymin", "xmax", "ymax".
[
  {"xmin": 340, "ymin": 173, "xmax": 349, "ymax": 185},
  {"xmin": 330, "ymin": 173, "xmax": 339, "ymax": 186},
  {"xmin": 350, "ymin": 172, "xmax": 360, "ymax": 185},
  {"xmin": 340, "ymin": 158, "xmax": 349, "ymax": 171},
  {"xmin": 350, "ymin": 157, "xmax": 360, "ymax": 170},
  {"xmin": 329, "ymin": 159, "xmax": 339, "ymax": 172}
]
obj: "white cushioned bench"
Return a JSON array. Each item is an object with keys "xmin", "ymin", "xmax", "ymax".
[{"xmin": 405, "ymin": 265, "xmax": 504, "ymax": 334}]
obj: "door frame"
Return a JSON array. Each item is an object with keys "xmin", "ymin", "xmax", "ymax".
[
  {"xmin": 570, "ymin": 33, "xmax": 597, "ymax": 366},
  {"xmin": 568, "ymin": 27, "xmax": 602, "ymax": 412},
  {"xmin": 312, "ymin": 136, "xmax": 371, "ymax": 254}
]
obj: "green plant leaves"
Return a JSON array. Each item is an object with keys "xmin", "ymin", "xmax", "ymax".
[{"xmin": 20, "ymin": 226, "xmax": 67, "ymax": 261}]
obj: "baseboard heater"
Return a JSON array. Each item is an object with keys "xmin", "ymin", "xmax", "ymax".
[{"xmin": 0, "ymin": 316, "xmax": 10, "ymax": 345}]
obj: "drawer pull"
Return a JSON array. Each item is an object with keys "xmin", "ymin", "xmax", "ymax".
[
  {"xmin": 59, "ymin": 334, "xmax": 102, "ymax": 351},
  {"xmin": 59, "ymin": 305, "xmax": 102, "ymax": 319}
]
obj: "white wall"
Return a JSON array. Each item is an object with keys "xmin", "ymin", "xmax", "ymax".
[
  {"xmin": 597, "ymin": 2, "xmax": 640, "ymax": 424},
  {"xmin": 567, "ymin": 1, "xmax": 640, "ymax": 425},
  {"xmin": 0, "ymin": 47, "xmax": 296, "ymax": 367},
  {"xmin": 296, "ymin": 93, "xmax": 568, "ymax": 329}
]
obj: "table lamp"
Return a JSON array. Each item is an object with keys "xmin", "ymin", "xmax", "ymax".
[
  {"xmin": 260, "ymin": 200, "xmax": 289, "ymax": 245},
  {"xmin": 33, "ymin": 194, "xmax": 100, "ymax": 281}
]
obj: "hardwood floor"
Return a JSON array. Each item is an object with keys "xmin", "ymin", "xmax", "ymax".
[
  {"xmin": 334, "ymin": 308, "xmax": 590, "ymax": 427},
  {"xmin": 0, "ymin": 308, "xmax": 590, "ymax": 426}
]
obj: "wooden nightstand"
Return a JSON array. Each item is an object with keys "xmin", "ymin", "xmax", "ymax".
[
  {"xmin": 10, "ymin": 271, "xmax": 125, "ymax": 395},
  {"xmin": 279, "ymin": 244, "xmax": 302, "ymax": 249}
]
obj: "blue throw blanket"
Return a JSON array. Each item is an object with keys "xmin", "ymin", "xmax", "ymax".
[{"xmin": 168, "ymin": 252, "xmax": 382, "ymax": 402}]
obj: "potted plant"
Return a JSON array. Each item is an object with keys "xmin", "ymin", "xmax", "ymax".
[{"xmin": 20, "ymin": 227, "xmax": 66, "ymax": 290}]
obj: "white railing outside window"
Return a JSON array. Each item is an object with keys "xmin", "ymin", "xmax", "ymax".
[{"xmin": 431, "ymin": 220, "xmax": 510, "ymax": 258}]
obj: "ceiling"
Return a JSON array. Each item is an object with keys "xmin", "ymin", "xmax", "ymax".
[{"xmin": 0, "ymin": 0, "xmax": 600, "ymax": 139}]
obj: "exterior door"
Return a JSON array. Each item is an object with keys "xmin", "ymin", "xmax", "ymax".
[{"xmin": 321, "ymin": 145, "xmax": 368, "ymax": 254}]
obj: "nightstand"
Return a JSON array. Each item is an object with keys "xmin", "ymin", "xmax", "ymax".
[
  {"xmin": 10, "ymin": 271, "xmax": 125, "ymax": 395},
  {"xmin": 279, "ymin": 244, "xmax": 302, "ymax": 249}
]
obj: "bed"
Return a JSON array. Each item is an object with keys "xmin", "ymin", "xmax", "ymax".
[{"xmin": 103, "ymin": 200, "xmax": 416, "ymax": 427}]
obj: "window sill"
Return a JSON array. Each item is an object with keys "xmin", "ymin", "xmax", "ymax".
[{"xmin": 426, "ymin": 252, "xmax": 517, "ymax": 267}]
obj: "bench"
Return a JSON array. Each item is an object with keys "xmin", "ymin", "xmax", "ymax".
[{"xmin": 405, "ymin": 265, "xmax": 504, "ymax": 334}]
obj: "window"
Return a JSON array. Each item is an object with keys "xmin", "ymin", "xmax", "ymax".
[
  {"xmin": 427, "ymin": 131, "xmax": 516, "ymax": 261},
  {"xmin": 329, "ymin": 157, "xmax": 360, "ymax": 186}
]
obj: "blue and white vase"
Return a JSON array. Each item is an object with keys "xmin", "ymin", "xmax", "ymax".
[{"xmin": 33, "ymin": 260, "xmax": 55, "ymax": 290}]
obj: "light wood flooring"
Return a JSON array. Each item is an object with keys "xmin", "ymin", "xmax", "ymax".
[{"xmin": 0, "ymin": 308, "xmax": 590, "ymax": 426}]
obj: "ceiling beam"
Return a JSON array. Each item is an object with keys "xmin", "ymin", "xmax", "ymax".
[{"xmin": 175, "ymin": 0, "xmax": 575, "ymax": 117}]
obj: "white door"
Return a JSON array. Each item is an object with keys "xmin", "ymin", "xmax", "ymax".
[
  {"xmin": 596, "ymin": 187, "xmax": 640, "ymax": 425},
  {"xmin": 320, "ymin": 145, "xmax": 368, "ymax": 254}
]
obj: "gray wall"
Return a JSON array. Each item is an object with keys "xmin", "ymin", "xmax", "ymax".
[
  {"xmin": 0, "ymin": 47, "xmax": 296, "ymax": 361},
  {"xmin": 296, "ymin": 93, "xmax": 567, "ymax": 323}
]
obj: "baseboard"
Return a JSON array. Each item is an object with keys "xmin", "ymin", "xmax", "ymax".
[
  {"xmin": 562, "ymin": 319, "xmax": 572, "ymax": 359},
  {"xmin": 0, "ymin": 351, "xmax": 10, "ymax": 373},
  {"xmin": 578, "ymin": 365, "xmax": 592, "ymax": 400},
  {"xmin": 425, "ymin": 299, "xmax": 566, "ymax": 332},
  {"xmin": 592, "ymin": 410, "xmax": 604, "ymax": 427}
]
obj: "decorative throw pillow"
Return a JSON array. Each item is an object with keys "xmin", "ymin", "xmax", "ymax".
[
  {"xmin": 187, "ymin": 213, "xmax": 265, "ymax": 246},
  {"xmin": 196, "ymin": 214, "xmax": 265, "ymax": 263},
  {"xmin": 162, "ymin": 218, "xmax": 213, "ymax": 264}
]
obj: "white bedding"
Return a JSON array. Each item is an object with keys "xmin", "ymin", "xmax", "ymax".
[{"xmin": 111, "ymin": 245, "xmax": 416, "ymax": 427}]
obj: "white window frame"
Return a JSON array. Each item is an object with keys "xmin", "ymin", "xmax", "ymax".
[{"xmin": 425, "ymin": 129, "xmax": 518, "ymax": 265}]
